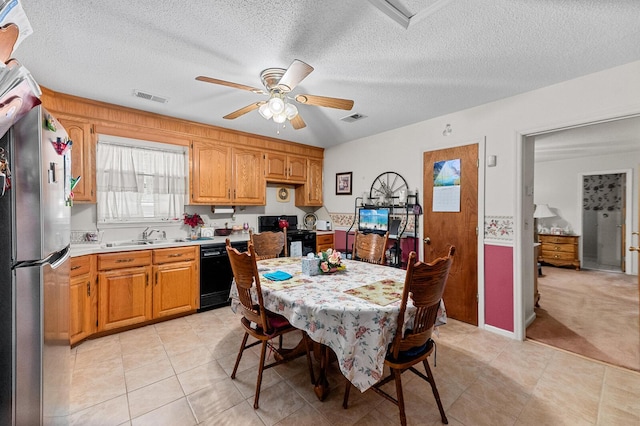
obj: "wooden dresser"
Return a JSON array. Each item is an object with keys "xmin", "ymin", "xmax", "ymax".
[{"xmin": 538, "ymin": 234, "xmax": 580, "ymax": 270}]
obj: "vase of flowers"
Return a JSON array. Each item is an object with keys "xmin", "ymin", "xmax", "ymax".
[
  {"xmin": 184, "ymin": 213, "xmax": 204, "ymax": 239},
  {"xmin": 318, "ymin": 248, "xmax": 345, "ymax": 273}
]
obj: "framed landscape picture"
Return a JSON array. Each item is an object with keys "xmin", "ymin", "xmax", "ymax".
[{"xmin": 336, "ymin": 172, "xmax": 352, "ymax": 195}]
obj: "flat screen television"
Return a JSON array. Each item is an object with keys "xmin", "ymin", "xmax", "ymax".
[{"xmin": 358, "ymin": 208, "xmax": 390, "ymax": 233}]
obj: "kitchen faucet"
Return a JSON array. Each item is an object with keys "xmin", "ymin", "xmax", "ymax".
[{"xmin": 142, "ymin": 227, "xmax": 165, "ymax": 240}]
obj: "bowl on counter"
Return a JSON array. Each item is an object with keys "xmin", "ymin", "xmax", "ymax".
[{"xmin": 214, "ymin": 228, "xmax": 233, "ymax": 236}]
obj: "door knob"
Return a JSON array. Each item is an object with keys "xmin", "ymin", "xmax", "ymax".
[
  {"xmin": 633, "ymin": 231, "xmax": 639, "ymax": 236},
  {"xmin": 630, "ymin": 246, "xmax": 639, "ymax": 252},
  {"xmin": 424, "ymin": 237, "xmax": 431, "ymax": 245}
]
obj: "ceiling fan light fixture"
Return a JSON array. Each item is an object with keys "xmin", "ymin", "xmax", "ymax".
[
  {"xmin": 273, "ymin": 112, "xmax": 287, "ymax": 124},
  {"xmin": 284, "ymin": 103, "xmax": 298, "ymax": 119},
  {"xmin": 258, "ymin": 103, "xmax": 273, "ymax": 119},
  {"xmin": 268, "ymin": 95, "xmax": 285, "ymax": 114}
]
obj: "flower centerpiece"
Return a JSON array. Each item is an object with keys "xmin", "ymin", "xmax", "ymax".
[
  {"xmin": 318, "ymin": 248, "xmax": 346, "ymax": 273},
  {"xmin": 183, "ymin": 213, "xmax": 204, "ymax": 239}
]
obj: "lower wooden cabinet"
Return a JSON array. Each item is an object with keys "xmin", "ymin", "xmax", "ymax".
[
  {"xmin": 97, "ymin": 250, "xmax": 153, "ymax": 332},
  {"xmin": 69, "ymin": 255, "xmax": 96, "ymax": 345},
  {"xmin": 152, "ymin": 246, "xmax": 199, "ymax": 318},
  {"xmin": 91, "ymin": 246, "xmax": 199, "ymax": 335},
  {"xmin": 316, "ymin": 233, "xmax": 334, "ymax": 253}
]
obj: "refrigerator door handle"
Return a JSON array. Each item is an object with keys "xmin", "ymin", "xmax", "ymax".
[{"xmin": 50, "ymin": 246, "xmax": 70, "ymax": 269}]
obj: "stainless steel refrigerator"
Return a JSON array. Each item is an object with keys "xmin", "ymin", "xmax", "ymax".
[{"xmin": 0, "ymin": 105, "xmax": 71, "ymax": 425}]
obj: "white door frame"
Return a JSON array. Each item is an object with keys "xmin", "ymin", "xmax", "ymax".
[{"xmin": 515, "ymin": 112, "xmax": 640, "ymax": 340}]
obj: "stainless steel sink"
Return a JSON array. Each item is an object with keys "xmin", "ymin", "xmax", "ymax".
[{"xmin": 104, "ymin": 240, "xmax": 158, "ymax": 247}]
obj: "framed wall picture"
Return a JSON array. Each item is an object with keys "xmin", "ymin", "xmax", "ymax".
[{"xmin": 336, "ymin": 172, "xmax": 353, "ymax": 195}]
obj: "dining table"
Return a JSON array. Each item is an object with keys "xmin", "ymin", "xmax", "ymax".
[{"xmin": 229, "ymin": 256, "xmax": 447, "ymax": 400}]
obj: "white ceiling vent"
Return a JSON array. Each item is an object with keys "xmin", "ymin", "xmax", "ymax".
[
  {"xmin": 341, "ymin": 113, "xmax": 368, "ymax": 123},
  {"xmin": 132, "ymin": 89, "xmax": 169, "ymax": 104}
]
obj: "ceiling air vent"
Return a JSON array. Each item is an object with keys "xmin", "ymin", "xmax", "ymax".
[
  {"xmin": 132, "ymin": 89, "xmax": 169, "ymax": 104},
  {"xmin": 341, "ymin": 113, "xmax": 367, "ymax": 123}
]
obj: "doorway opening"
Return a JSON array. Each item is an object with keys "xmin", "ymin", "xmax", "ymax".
[{"xmin": 581, "ymin": 172, "xmax": 630, "ymax": 273}]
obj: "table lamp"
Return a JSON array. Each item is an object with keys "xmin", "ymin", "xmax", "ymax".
[{"xmin": 533, "ymin": 204, "xmax": 555, "ymax": 242}]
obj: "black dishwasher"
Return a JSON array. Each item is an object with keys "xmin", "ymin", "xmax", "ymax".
[{"xmin": 199, "ymin": 240, "xmax": 248, "ymax": 311}]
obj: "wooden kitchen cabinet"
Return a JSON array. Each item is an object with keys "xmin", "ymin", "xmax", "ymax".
[
  {"xmin": 69, "ymin": 255, "xmax": 96, "ymax": 345},
  {"xmin": 152, "ymin": 246, "xmax": 199, "ymax": 318},
  {"xmin": 60, "ymin": 117, "xmax": 96, "ymax": 203},
  {"xmin": 97, "ymin": 250, "xmax": 153, "ymax": 331},
  {"xmin": 538, "ymin": 234, "xmax": 580, "ymax": 270},
  {"xmin": 191, "ymin": 140, "xmax": 265, "ymax": 205},
  {"xmin": 296, "ymin": 158, "xmax": 323, "ymax": 206},
  {"xmin": 316, "ymin": 233, "xmax": 334, "ymax": 253},
  {"xmin": 264, "ymin": 152, "xmax": 307, "ymax": 183}
]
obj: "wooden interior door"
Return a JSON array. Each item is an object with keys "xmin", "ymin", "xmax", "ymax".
[{"xmin": 423, "ymin": 144, "xmax": 478, "ymax": 325}]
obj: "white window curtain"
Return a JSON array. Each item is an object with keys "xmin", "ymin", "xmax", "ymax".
[{"xmin": 96, "ymin": 141, "xmax": 186, "ymax": 222}]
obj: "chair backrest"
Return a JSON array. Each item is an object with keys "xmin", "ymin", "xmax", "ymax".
[
  {"xmin": 249, "ymin": 228, "xmax": 287, "ymax": 260},
  {"xmin": 352, "ymin": 230, "xmax": 389, "ymax": 264},
  {"xmin": 225, "ymin": 239, "xmax": 271, "ymax": 332},
  {"xmin": 390, "ymin": 246, "xmax": 455, "ymax": 359}
]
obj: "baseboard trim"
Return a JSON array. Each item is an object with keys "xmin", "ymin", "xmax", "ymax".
[
  {"xmin": 525, "ymin": 311, "xmax": 536, "ymax": 328},
  {"xmin": 484, "ymin": 324, "xmax": 516, "ymax": 340}
]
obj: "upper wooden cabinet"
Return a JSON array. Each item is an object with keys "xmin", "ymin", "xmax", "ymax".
[
  {"xmin": 296, "ymin": 158, "xmax": 323, "ymax": 206},
  {"xmin": 264, "ymin": 152, "xmax": 307, "ymax": 183},
  {"xmin": 59, "ymin": 118, "xmax": 96, "ymax": 203},
  {"xmin": 191, "ymin": 140, "xmax": 265, "ymax": 205}
]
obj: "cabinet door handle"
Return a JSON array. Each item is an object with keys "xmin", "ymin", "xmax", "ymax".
[
  {"xmin": 116, "ymin": 258, "xmax": 134, "ymax": 263},
  {"xmin": 146, "ymin": 273, "xmax": 149, "ymax": 286},
  {"xmin": 86, "ymin": 281, "xmax": 90, "ymax": 297},
  {"xmin": 155, "ymin": 271, "xmax": 158, "ymax": 284},
  {"xmin": 71, "ymin": 265, "xmax": 82, "ymax": 271},
  {"xmin": 169, "ymin": 253, "xmax": 183, "ymax": 257}
]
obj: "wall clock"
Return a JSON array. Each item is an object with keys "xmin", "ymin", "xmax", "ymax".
[{"xmin": 277, "ymin": 186, "xmax": 290, "ymax": 202}]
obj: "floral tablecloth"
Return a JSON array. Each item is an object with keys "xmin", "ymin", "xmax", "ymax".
[{"xmin": 229, "ymin": 257, "xmax": 446, "ymax": 392}]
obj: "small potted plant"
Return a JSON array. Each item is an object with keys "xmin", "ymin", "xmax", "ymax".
[{"xmin": 183, "ymin": 213, "xmax": 204, "ymax": 239}]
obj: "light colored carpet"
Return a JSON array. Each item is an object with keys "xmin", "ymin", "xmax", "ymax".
[{"xmin": 526, "ymin": 266, "xmax": 639, "ymax": 371}]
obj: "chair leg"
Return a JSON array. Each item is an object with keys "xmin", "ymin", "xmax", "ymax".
[
  {"xmin": 302, "ymin": 332, "xmax": 316, "ymax": 384},
  {"xmin": 392, "ymin": 368, "xmax": 407, "ymax": 426},
  {"xmin": 253, "ymin": 340, "xmax": 268, "ymax": 409},
  {"xmin": 423, "ymin": 359, "xmax": 448, "ymax": 424},
  {"xmin": 231, "ymin": 332, "xmax": 249, "ymax": 379},
  {"xmin": 343, "ymin": 380, "xmax": 351, "ymax": 409}
]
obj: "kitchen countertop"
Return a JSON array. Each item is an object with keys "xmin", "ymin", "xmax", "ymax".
[{"xmin": 70, "ymin": 232, "xmax": 250, "ymax": 257}]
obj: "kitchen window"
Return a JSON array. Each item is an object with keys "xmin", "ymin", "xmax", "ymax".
[{"xmin": 96, "ymin": 135, "xmax": 187, "ymax": 224}]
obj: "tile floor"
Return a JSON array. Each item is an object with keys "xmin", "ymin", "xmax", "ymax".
[{"xmin": 51, "ymin": 306, "xmax": 640, "ymax": 425}]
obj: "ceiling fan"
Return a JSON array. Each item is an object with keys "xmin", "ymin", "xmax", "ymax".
[{"xmin": 196, "ymin": 59, "xmax": 354, "ymax": 130}]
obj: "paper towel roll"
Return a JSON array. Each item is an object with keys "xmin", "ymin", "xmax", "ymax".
[{"xmin": 210, "ymin": 206, "xmax": 235, "ymax": 214}]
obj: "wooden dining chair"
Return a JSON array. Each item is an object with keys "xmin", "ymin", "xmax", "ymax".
[
  {"xmin": 249, "ymin": 228, "xmax": 287, "ymax": 260},
  {"xmin": 352, "ymin": 230, "xmax": 389, "ymax": 264},
  {"xmin": 225, "ymin": 240, "xmax": 314, "ymax": 409},
  {"xmin": 343, "ymin": 246, "xmax": 456, "ymax": 426}
]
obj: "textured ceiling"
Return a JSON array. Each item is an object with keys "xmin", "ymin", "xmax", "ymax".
[{"xmin": 13, "ymin": 0, "xmax": 640, "ymax": 148}]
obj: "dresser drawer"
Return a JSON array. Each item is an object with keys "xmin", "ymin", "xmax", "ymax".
[
  {"xmin": 541, "ymin": 250, "xmax": 575, "ymax": 261},
  {"xmin": 541, "ymin": 243, "xmax": 575, "ymax": 254},
  {"xmin": 540, "ymin": 235, "xmax": 578, "ymax": 245}
]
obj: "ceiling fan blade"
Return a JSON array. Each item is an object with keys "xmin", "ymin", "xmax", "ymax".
[
  {"xmin": 290, "ymin": 114, "xmax": 306, "ymax": 130},
  {"xmin": 277, "ymin": 60, "xmax": 314, "ymax": 92},
  {"xmin": 196, "ymin": 76, "xmax": 265, "ymax": 94},
  {"xmin": 295, "ymin": 94, "xmax": 354, "ymax": 110},
  {"xmin": 223, "ymin": 102, "xmax": 265, "ymax": 120}
]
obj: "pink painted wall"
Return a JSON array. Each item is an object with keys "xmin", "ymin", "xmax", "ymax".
[{"xmin": 484, "ymin": 244, "xmax": 514, "ymax": 331}]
